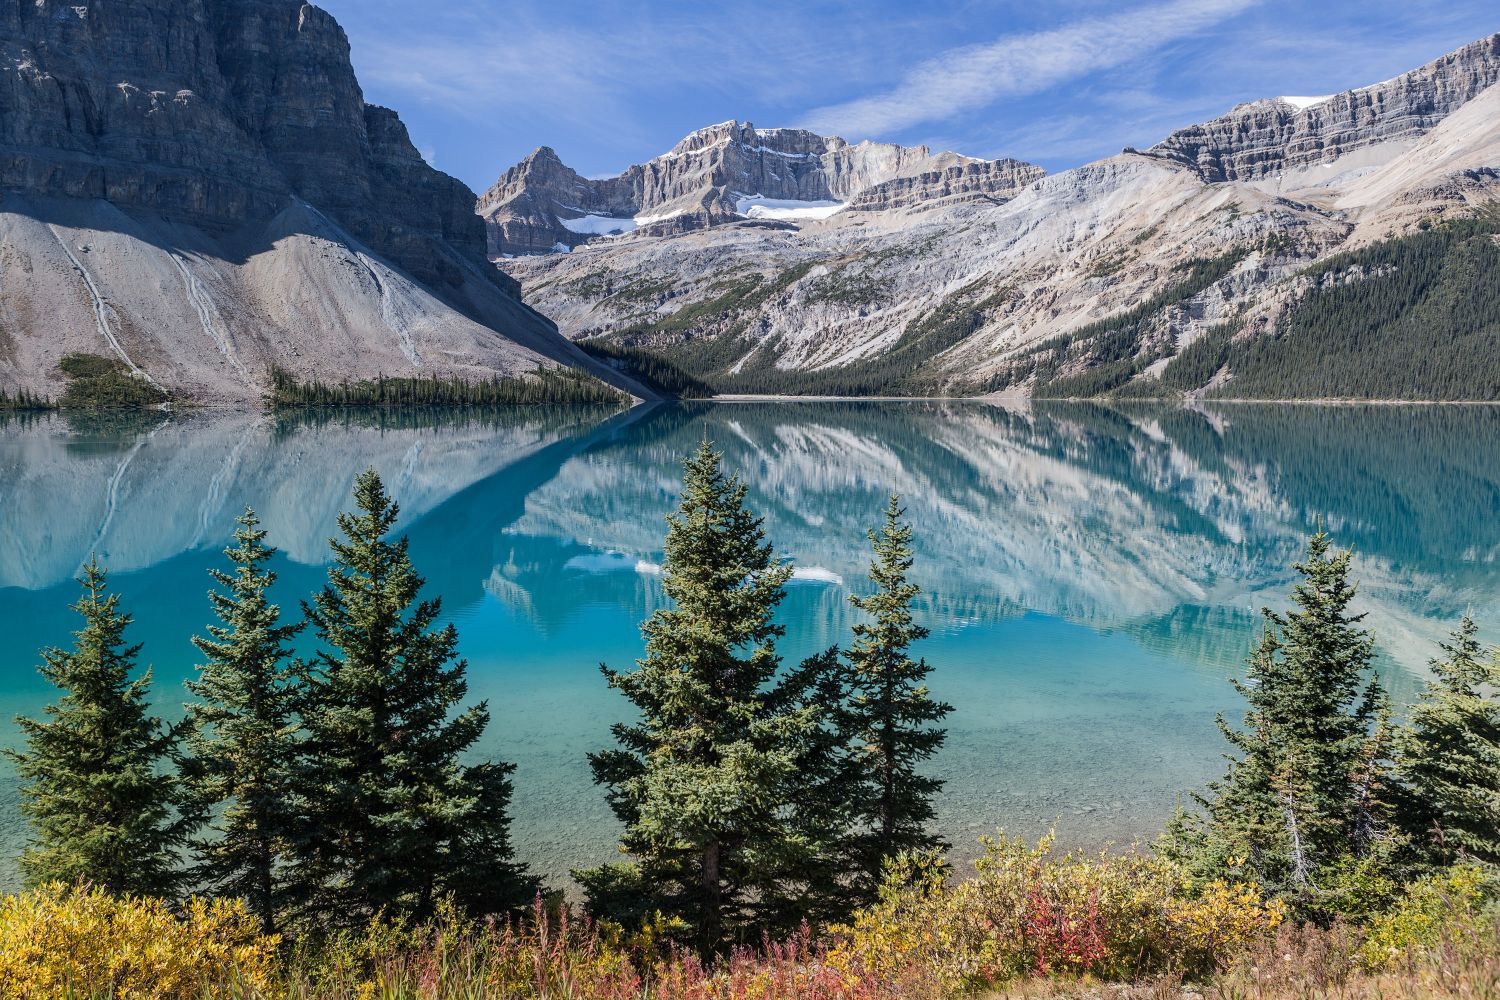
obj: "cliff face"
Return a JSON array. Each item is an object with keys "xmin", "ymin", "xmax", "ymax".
[
  {"xmin": 0, "ymin": 0, "xmax": 645, "ymax": 401},
  {"xmin": 1148, "ymin": 33, "xmax": 1500, "ymax": 183},
  {"xmin": 477, "ymin": 121, "xmax": 1045, "ymax": 255}
]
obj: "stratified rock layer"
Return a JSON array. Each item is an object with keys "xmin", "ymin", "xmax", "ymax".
[
  {"xmin": 477, "ymin": 121, "xmax": 1044, "ymax": 254},
  {"xmin": 1148, "ymin": 33, "xmax": 1500, "ymax": 182}
]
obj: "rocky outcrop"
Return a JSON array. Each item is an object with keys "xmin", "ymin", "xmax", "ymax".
[
  {"xmin": 1148, "ymin": 33, "xmax": 1500, "ymax": 183},
  {"xmin": 0, "ymin": 0, "xmax": 645, "ymax": 401},
  {"xmin": 477, "ymin": 120, "xmax": 1045, "ymax": 255},
  {"xmin": 846, "ymin": 158, "xmax": 1046, "ymax": 212}
]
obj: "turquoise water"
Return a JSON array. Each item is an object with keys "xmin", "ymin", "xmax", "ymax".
[{"xmin": 2, "ymin": 401, "xmax": 1498, "ymax": 890}]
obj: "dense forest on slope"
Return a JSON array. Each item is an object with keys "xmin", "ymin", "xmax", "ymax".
[
  {"xmin": 1127, "ymin": 213, "xmax": 1500, "ymax": 400},
  {"xmin": 267, "ymin": 367, "xmax": 626, "ymax": 407}
]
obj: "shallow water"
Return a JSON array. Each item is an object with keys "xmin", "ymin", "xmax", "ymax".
[{"xmin": 2, "ymin": 401, "xmax": 1498, "ymax": 890}]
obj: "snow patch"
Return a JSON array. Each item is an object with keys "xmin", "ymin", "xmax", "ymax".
[
  {"xmin": 790, "ymin": 566, "xmax": 843, "ymax": 585},
  {"xmin": 564, "ymin": 551, "xmax": 637, "ymax": 573},
  {"xmin": 734, "ymin": 194, "xmax": 845, "ymax": 222},
  {"xmin": 559, "ymin": 214, "xmax": 638, "ymax": 236},
  {"xmin": 1279, "ymin": 95, "xmax": 1332, "ymax": 110},
  {"xmin": 549, "ymin": 242, "xmax": 572, "ymax": 253},
  {"xmin": 633, "ymin": 210, "xmax": 684, "ymax": 227}
]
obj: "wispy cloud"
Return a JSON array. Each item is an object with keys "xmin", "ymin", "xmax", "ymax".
[{"xmin": 801, "ymin": 0, "xmax": 1259, "ymax": 138}]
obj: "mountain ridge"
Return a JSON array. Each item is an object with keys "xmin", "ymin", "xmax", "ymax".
[
  {"xmin": 499, "ymin": 32, "xmax": 1500, "ymax": 402},
  {"xmin": 478, "ymin": 121, "xmax": 1044, "ymax": 255}
]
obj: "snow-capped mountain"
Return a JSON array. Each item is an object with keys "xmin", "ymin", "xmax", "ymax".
[
  {"xmin": 498, "ymin": 33, "xmax": 1500, "ymax": 400},
  {"xmin": 478, "ymin": 121, "xmax": 1044, "ymax": 255}
]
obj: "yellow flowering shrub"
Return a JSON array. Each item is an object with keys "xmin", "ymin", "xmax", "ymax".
[
  {"xmin": 0, "ymin": 882, "xmax": 278, "ymax": 999},
  {"xmin": 830, "ymin": 834, "xmax": 1284, "ymax": 990},
  {"xmin": 1358, "ymin": 864, "xmax": 1495, "ymax": 970},
  {"xmin": 1165, "ymin": 879, "xmax": 1287, "ymax": 971}
]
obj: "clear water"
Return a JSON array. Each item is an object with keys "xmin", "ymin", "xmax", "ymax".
[{"xmin": 2, "ymin": 401, "xmax": 1498, "ymax": 891}]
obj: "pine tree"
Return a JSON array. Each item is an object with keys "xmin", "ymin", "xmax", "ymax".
[
  {"xmin": 6, "ymin": 558, "xmax": 192, "ymax": 895},
  {"xmin": 837, "ymin": 493, "xmax": 951, "ymax": 901},
  {"xmin": 182, "ymin": 507, "xmax": 304, "ymax": 933},
  {"xmin": 1175, "ymin": 530, "xmax": 1391, "ymax": 907},
  {"xmin": 578, "ymin": 440, "xmax": 838, "ymax": 953},
  {"xmin": 1396, "ymin": 616, "xmax": 1500, "ymax": 866},
  {"xmin": 292, "ymin": 469, "xmax": 533, "ymax": 926}
]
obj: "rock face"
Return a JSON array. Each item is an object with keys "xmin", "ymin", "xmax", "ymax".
[
  {"xmin": 1148, "ymin": 33, "xmax": 1500, "ymax": 183},
  {"xmin": 500, "ymin": 34, "xmax": 1500, "ymax": 399},
  {"xmin": 0, "ymin": 0, "xmax": 648, "ymax": 402},
  {"xmin": 477, "ymin": 120, "xmax": 1044, "ymax": 255}
]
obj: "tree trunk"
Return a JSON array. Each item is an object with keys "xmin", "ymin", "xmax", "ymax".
[{"xmin": 700, "ymin": 838, "xmax": 722, "ymax": 953}]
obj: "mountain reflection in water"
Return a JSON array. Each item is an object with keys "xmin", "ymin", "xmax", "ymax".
[{"xmin": 2, "ymin": 401, "xmax": 1497, "ymax": 889}]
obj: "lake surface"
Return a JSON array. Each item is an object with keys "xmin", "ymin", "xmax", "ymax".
[{"xmin": 2, "ymin": 401, "xmax": 1498, "ymax": 891}]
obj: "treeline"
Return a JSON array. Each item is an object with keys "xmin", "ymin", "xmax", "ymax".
[
  {"xmin": 267, "ymin": 365, "xmax": 626, "ymax": 407},
  {"xmin": 0, "ymin": 387, "xmax": 51, "ymax": 410},
  {"xmin": 578, "ymin": 338, "xmax": 717, "ymax": 397},
  {"xmin": 7, "ymin": 446, "xmax": 953, "ymax": 954}
]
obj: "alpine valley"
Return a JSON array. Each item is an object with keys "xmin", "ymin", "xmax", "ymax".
[{"xmin": 494, "ymin": 33, "xmax": 1500, "ymax": 401}]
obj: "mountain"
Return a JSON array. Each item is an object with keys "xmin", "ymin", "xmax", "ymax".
[
  {"xmin": 477, "ymin": 121, "xmax": 1044, "ymax": 255},
  {"xmin": 0, "ymin": 0, "xmax": 647, "ymax": 403},
  {"xmin": 500, "ymin": 33, "xmax": 1500, "ymax": 401}
]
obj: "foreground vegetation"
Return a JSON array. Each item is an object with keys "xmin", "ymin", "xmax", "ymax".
[{"xmin": 2, "ymin": 442, "xmax": 1497, "ymax": 997}]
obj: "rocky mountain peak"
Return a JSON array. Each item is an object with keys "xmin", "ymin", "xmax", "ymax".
[
  {"xmin": 478, "ymin": 120, "xmax": 1043, "ymax": 256},
  {"xmin": 1149, "ymin": 32, "xmax": 1500, "ymax": 183}
]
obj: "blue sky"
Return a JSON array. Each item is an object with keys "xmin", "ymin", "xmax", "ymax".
[{"xmin": 316, "ymin": 0, "xmax": 1498, "ymax": 193}]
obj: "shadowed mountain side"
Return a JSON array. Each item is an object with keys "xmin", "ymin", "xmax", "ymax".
[{"xmin": 0, "ymin": 0, "xmax": 652, "ymax": 402}]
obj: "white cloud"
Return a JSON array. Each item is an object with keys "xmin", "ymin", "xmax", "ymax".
[
  {"xmin": 419, "ymin": 146, "xmax": 436, "ymax": 167},
  {"xmin": 801, "ymin": 0, "xmax": 1258, "ymax": 138}
]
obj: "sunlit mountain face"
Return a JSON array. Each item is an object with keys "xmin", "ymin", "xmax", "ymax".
[{"xmin": 2, "ymin": 402, "xmax": 1497, "ymax": 888}]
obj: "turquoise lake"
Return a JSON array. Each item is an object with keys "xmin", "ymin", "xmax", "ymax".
[{"xmin": 2, "ymin": 401, "xmax": 1498, "ymax": 890}]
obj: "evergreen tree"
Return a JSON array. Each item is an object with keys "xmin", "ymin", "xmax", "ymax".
[
  {"xmin": 837, "ymin": 493, "xmax": 951, "ymax": 901},
  {"xmin": 292, "ymin": 469, "xmax": 533, "ymax": 926},
  {"xmin": 182, "ymin": 507, "xmax": 304, "ymax": 933},
  {"xmin": 1396, "ymin": 616, "xmax": 1500, "ymax": 866},
  {"xmin": 1172, "ymin": 530, "xmax": 1392, "ymax": 908},
  {"xmin": 579, "ymin": 440, "xmax": 838, "ymax": 953},
  {"xmin": 6, "ymin": 558, "xmax": 192, "ymax": 895}
]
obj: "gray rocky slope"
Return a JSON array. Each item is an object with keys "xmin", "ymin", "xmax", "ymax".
[
  {"xmin": 0, "ymin": 0, "xmax": 649, "ymax": 403},
  {"xmin": 501, "ymin": 33, "xmax": 1500, "ymax": 397},
  {"xmin": 478, "ymin": 121, "xmax": 1044, "ymax": 255}
]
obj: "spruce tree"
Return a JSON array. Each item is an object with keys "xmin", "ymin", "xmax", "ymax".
[
  {"xmin": 579, "ymin": 440, "xmax": 837, "ymax": 953},
  {"xmin": 1396, "ymin": 616, "xmax": 1500, "ymax": 866},
  {"xmin": 292, "ymin": 469, "xmax": 533, "ymax": 925},
  {"xmin": 1175, "ymin": 530, "xmax": 1391, "ymax": 907},
  {"xmin": 7, "ymin": 558, "xmax": 192, "ymax": 895},
  {"xmin": 838, "ymin": 493, "xmax": 951, "ymax": 901},
  {"xmin": 182, "ymin": 507, "xmax": 303, "ymax": 933}
]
